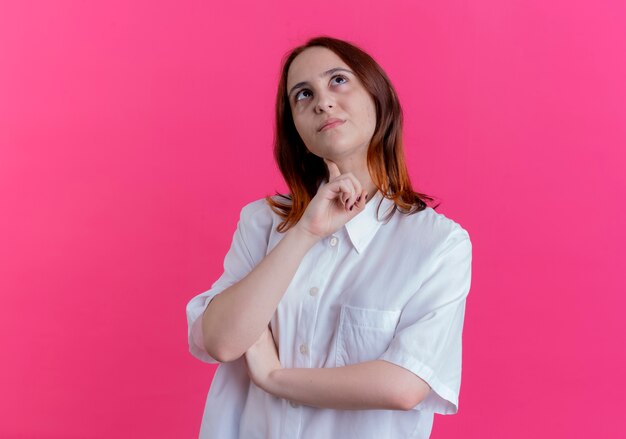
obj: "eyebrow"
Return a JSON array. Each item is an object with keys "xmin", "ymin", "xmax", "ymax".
[{"xmin": 288, "ymin": 67, "xmax": 354, "ymax": 98}]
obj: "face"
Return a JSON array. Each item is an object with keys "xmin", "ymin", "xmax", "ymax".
[{"xmin": 286, "ymin": 47, "xmax": 377, "ymax": 163}]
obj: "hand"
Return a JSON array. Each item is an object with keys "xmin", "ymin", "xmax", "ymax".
[
  {"xmin": 244, "ymin": 326, "xmax": 282, "ymax": 392},
  {"xmin": 296, "ymin": 159, "xmax": 368, "ymax": 239}
]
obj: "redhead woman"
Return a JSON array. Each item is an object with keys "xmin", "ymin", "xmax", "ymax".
[{"xmin": 186, "ymin": 36, "xmax": 473, "ymax": 439}]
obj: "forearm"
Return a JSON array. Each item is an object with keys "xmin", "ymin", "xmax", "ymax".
[
  {"xmin": 266, "ymin": 360, "xmax": 427, "ymax": 411},
  {"xmin": 203, "ymin": 225, "xmax": 320, "ymax": 362}
]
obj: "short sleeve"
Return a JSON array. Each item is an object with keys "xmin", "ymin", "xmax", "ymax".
[
  {"xmin": 379, "ymin": 228, "xmax": 472, "ymax": 414},
  {"xmin": 185, "ymin": 200, "xmax": 272, "ymax": 364}
]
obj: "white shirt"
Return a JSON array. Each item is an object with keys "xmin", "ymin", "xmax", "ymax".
[{"xmin": 186, "ymin": 189, "xmax": 472, "ymax": 439}]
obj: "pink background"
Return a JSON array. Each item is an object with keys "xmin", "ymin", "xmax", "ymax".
[{"xmin": 1, "ymin": 1, "xmax": 625, "ymax": 437}]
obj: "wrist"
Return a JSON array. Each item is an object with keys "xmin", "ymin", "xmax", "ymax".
[
  {"xmin": 266, "ymin": 368, "xmax": 284, "ymax": 396},
  {"xmin": 289, "ymin": 224, "xmax": 323, "ymax": 247}
]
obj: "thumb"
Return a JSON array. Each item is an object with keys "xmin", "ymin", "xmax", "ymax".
[{"xmin": 323, "ymin": 158, "xmax": 341, "ymax": 181}]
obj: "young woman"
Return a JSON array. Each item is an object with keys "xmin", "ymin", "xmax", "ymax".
[{"xmin": 186, "ymin": 36, "xmax": 472, "ymax": 439}]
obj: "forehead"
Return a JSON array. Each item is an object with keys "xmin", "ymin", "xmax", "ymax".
[{"xmin": 287, "ymin": 47, "xmax": 350, "ymax": 88}]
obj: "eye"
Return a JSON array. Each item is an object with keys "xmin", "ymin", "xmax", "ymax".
[
  {"xmin": 293, "ymin": 75, "xmax": 348, "ymax": 103},
  {"xmin": 332, "ymin": 75, "xmax": 348, "ymax": 85},
  {"xmin": 295, "ymin": 89, "xmax": 312, "ymax": 102}
]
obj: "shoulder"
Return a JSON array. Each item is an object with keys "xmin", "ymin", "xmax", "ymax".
[
  {"xmin": 238, "ymin": 195, "xmax": 284, "ymax": 230},
  {"xmin": 422, "ymin": 207, "xmax": 469, "ymax": 239},
  {"xmin": 421, "ymin": 208, "xmax": 471, "ymax": 257},
  {"xmin": 240, "ymin": 197, "xmax": 271, "ymax": 220},
  {"xmin": 393, "ymin": 206, "xmax": 471, "ymax": 252}
]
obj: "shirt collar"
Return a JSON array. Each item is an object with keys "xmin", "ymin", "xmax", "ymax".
[{"xmin": 344, "ymin": 190, "xmax": 394, "ymax": 254}]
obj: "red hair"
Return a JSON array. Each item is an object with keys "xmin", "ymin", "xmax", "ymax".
[{"xmin": 266, "ymin": 36, "xmax": 437, "ymax": 232}]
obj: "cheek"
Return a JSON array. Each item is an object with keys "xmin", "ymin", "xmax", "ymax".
[
  {"xmin": 367, "ymin": 106, "xmax": 376, "ymax": 126},
  {"xmin": 295, "ymin": 124, "xmax": 309, "ymax": 143},
  {"xmin": 362, "ymin": 99, "xmax": 377, "ymax": 132},
  {"xmin": 352, "ymin": 93, "xmax": 376, "ymax": 127},
  {"xmin": 291, "ymin": 114, "xmax": 305, "ymax": 135},
  {"xmin": 291, "ymin": 115, "xmax": 313, "ymax": 145}
]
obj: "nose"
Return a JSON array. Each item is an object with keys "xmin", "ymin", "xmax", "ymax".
[{"xmin": 314, "ymin": 90, "xmax": 334, "ymax": 113}]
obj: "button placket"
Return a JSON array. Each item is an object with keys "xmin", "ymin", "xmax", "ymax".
[
  {"xmin": 299, "ymin": 343, "xmax": 308, "ymax": 355},
  {"xmin": 297, "ymin": 240, "xmax": 329, "ymax": 366},
  {"xmin": 294, "ymin": 232, "xmax": 341, "ymax": 372}
]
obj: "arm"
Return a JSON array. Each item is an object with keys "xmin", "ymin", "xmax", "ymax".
[
  {"xmin": 244, "ymin": 327, "xmax": 431, "ymax": 411},
  {"xmin": 203, "ymin": 224, "xmax": 320, "ymax": 363},
  {"xmin": 203, "ymin": 163, "xmax": 369, "ymax": 363},
  {"xmin": 267, "ymin": 360, "xmax": 431, "ymax": 411}
]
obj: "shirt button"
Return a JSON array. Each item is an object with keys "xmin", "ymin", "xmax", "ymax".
[
  {"xmin": 299, "ymin": 344, "xmax": 308, "ymax": 354},
  {"xmin": 309, "ymin": 287, "xmax": 319, "ymax": 297},
  {"xmin": 329, "ymin": 236, "xmax": 338, "ymax": 247},
  {"xmin": 290, "ymin": 401, "xmax": 299, "ymax": 408}
]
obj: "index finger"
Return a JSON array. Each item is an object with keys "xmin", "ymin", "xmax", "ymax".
[{"xmin": 323, "ymin": 158, "xmax": 341, "ymax": 180}]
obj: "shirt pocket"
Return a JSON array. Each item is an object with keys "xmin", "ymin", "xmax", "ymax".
[{"xmin": 335, "ymin": 304, "xmax": 402, "ymax": 367}]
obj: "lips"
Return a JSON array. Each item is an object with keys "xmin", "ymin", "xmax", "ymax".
[{"xmin": 318, "ymin": 118, "xmax": 345, "ymax": 132}]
